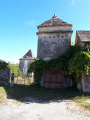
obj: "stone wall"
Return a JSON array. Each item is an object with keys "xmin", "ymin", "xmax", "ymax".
[
  {"xmin": 75, "ymin": 32, "xmax": 81, "ymax": 46},
  {"xmin": 37, "ymin": 32, "xmax": 71, "ymax": 59},
  {"xmin": 77, "ymin": 81, "xmax": 82, "ymax": 91},
  {"xmin": 63, "ymin": 77, "xmax": 72, "ymax": 88},
  {"xmin": 75, "ymin": 32, "xmax": 86, "ymax": 47},
  {"xmin": 0, "ymin": 69, "xmax": 10, "ymax": 84},
  {"xmin": 19, "ymin": 59, "xmax": 34, "ymax": 74},
  {"xmin": 38, "ymin": 26, "xmax": 72, "ymax": 32},
  {"xmin": 77, "ymin": 73, "xmax": 90, "ymax": 92},
  {"xmin": 19, "ymin": 60, "xmax": 24, "ymax": 72},
  {"xmin": 82, "ymin": 72, "xmax": 90, "ymax": 92}
]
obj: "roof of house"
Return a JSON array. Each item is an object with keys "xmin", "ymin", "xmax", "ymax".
[
  {"xmin": 77, "ymin": 31, "xmax": 90, "ymax": 42},
  {"xmin": 37, "ymin": 14, "xmax": 72, "ymax": 28},
  {"xmin": 20, "ymin": 49, "xmax": 35, "ymax": 60}
]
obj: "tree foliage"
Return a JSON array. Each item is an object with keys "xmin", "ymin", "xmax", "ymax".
[
  {"xmin": 8, "ymin": 63, "xmax": 22, "ymax": 75},
  {"xmin": 68, "ymin": 43, "xmax": 90, "ymax": 81},
  {"xmin": 28, "ymin": 43, "xmax": 90, "ymax": 83},
  {"xmin": 0, "ymin": 60, "xmax": 8, "ymax": 71}
]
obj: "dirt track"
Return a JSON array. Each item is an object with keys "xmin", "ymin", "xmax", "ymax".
[{"xmin": 0, "ymin": 98, "xmax": 90, "ymax": 120}]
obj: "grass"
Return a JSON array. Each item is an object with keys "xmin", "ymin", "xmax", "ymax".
[
  {"xmin": 74, "ymin": 96, "xmax": 90, "ymax": 103},
  {"xmin": 74, "ymin": 95, "xmax": 90, "ymax": 110},
  {"xmin": 3, "ymin": 85, "xmax": 82, "ymax": 100},
  {"xmin": 0, "ymin": 86, "xmax": 8, "ymax": 103},
  {"xmin": 84, "ymin": 104, "xmax": 90, "ymax": 110},
  {"xmin": 0, "ymin": 84, "xmax": 81, "ymax": 101},
  {"xmin": 0, "ymin": 84, "xmax": 90, "ymax": 110}
]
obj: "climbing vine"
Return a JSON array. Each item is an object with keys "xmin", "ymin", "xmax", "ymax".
[
  {"xmin": 28, "ymin": 43, "xmax": 90, "ymax": 83},
  {"xmin": 68, "ymin": 43, "xmax": 90, "ymax": 81}
]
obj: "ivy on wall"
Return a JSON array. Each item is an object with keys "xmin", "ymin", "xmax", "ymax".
[
  {"xmin": 68, "ymin": 43, "xmax": 90, "ymax": 81},
  {"xmin": 28, "ymin": 43, "xmax": 90, "ymax": 84}
]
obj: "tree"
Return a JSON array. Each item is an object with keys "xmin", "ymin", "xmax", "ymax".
[
  {"xmin": 0, "ymin": 60, "xmax": 8, "ymax": 71},
  {"xmin": 8, "ymin": 63, "xmax": 22, "ymax": 75}
]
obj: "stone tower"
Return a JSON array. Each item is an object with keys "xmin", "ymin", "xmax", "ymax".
[{"xmin": 37, "ymin": 15, "xmax": 73, "ymax": 60}]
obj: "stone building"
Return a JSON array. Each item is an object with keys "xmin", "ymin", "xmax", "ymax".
[
  {"xmin": 19, "ymin": 49, "xmax": 35, "ymax": 75},
  {"xmin": 75, "ymin": 31, "xmax": 90, "ymax": 47},
  {"xmin": 37, "ymin": 15, "xmax": 73, "ymax": 89},
  {"xmin": 75, "ymin": 31, "xmax": 90, "ymax": 92},
  {"xmin": 37, "ymin": 14, "xmax": 73, "ymax": 60}
]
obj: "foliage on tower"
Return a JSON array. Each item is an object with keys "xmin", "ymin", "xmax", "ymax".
[{"xmin": 28, "ymin": 43, "xmax": 90, "ymax": 83}]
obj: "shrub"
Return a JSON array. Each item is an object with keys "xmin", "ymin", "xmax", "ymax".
[{"xmin": 0, "ymin": 60, "xmax": 8, "ymax": 71}]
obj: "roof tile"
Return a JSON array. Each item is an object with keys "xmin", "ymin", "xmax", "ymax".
[
  {"xmin": 20, "ymin": 49, "xmax": 34, "ymax": 60},
  {"xmin": 77, "ymin": 31, "xmax": 90, "ymax": 42},
  {"xmin": 38, "ymin": 15, "xmax": 72, "ymax": 27}
]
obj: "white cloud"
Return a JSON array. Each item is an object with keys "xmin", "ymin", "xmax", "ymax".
[
  {"xmin": 25, "ymin": 21, "xmax": 35, "ymax": 26},
  {"xmin": 71, "ymin": 0, "xmax": 75, "ymax": 5}
]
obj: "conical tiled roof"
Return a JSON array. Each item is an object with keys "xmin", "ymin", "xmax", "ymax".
[
  {"xmin": 38, "ymin": 14, "xmax": 72, "ymax": 28},
  {"xmin": 20, "ymin": 49, "xmax": 34, "ymax": 60}
]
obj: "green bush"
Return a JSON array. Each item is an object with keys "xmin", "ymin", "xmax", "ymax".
[
  {"xmin": 0, "ymin": 60, "xmax": 8, "ymax": 71},
  {"xmin": 8, "ymin": 63, "xmax": 22, "ymax": 75}
]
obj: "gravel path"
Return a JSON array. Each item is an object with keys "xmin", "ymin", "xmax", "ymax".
[{"xmin": 0, "ymin": 98, "xmax": 90, "ymax": 120}]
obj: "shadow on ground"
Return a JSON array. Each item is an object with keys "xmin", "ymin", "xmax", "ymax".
[{"xmin": 0, "ymin": 84, "xmax": 89, "ymax": 104}]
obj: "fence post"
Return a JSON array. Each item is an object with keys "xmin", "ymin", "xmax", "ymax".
[
  {"xmin": 24, "ymin": 75, "xmax": 25, "ymax": 86},
  {"xmin": 17, "ymin": 74, "xmax": 18, "ymax": 84}
]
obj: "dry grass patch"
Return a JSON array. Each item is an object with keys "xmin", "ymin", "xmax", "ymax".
[
  {"xmin": 0, "ymin": 87, "xmax": 7, "ymax": 103},
  {"xmin": 74, "ymin": 96, "xmax": 90, "ymax": 110},
  {"xmin": 14, "ymin": 77, "xmax": 34, "ymax": 85}
]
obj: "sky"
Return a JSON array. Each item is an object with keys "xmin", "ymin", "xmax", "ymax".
[{"xmin": 0, "ymin": 0, "xmax": 90, "ymax": 63}]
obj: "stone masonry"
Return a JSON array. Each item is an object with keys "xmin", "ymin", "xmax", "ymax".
[
  {"xmin": 37, "ymin": 14, "xmax": 73, "ymax": 60},
  {"xmin": 36, "ymin": 15, "xmax": 73, "ymax": 88},
  {"xmin": 19, "ymin": 49, "xmax": 35, "ymax": 75},
  {"xmin": 0, "ymin": 69, "xmax": 10, "ymax": 84},
  {"xmin": 75, "ymin": 31, "xmax": 90, "ymax": 47}
]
